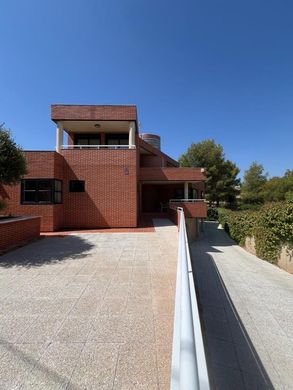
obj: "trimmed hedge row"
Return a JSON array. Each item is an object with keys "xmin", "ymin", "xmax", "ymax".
[{"xmin": 218, "ymin": 201, "xmax": 293, "ymax": 264}]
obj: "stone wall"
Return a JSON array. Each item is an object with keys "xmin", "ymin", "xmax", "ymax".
[{"xmin": 244, "ymin": 236, "xmax": 293, "ymax": 274}]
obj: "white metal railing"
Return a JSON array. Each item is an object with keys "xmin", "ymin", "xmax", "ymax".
[
  {"xmin": 169, "ymin": 199, "xmax": 206, "ymax": 203},
  {"xmin": 61, "ymin": 145, "xmax": 136, "ymax": 150},
  {"xmin": 171, "ymin": 207, "xmax": 210, "ymax": 390}
]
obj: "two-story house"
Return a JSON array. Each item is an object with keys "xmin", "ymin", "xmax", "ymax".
[{"xmin": 1, "ymin": 105, "xmax": 207, "ymax": 232}]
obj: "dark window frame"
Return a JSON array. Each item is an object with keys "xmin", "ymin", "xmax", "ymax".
[
  {"xmin": 74, "ymin": 134, "xmax": 101, "ymax": 146},
  {"xmin": 106, "ymin": 133, "xmax": 129, "ymax": 146},
  {"xmin": 21, "ymin": 179, "xmax": 63, "ymax": 205},
  {"xmin": 69, "ymin": 180, "xmax": 85, "ymax": 193}
]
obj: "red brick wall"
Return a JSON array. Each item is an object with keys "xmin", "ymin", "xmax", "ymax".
[
  {"xmin": 140, "ymin": 155, "xmax": 163, "ymax": 167},
  {"xmin": 138, "ymin": 138, "xmax": 178, "ymax": 167},
  {"xmin": 140, "ymin": 167, "xmax": 206, "ymax": 181},
  {"xmin": 170, "ymin": 201, "xmax": 207, "ymax": 218},
  {"xmin": 0, "ymin": 217, "xmax": 40, "ymax": 252},
  {"xmin": 1, "ymin": 149, "xmax": 138, "ymax": 231},
  {"xmin": 61, "ymin": 149, "xmax": 138, "ymax": 228},
  {"xmin": 0, "ymin": 152, "xmax": 63, "ymax": 231},
  {"xmin": 51, "ymin": 105, "xmax": 137, "ymax": 121}
]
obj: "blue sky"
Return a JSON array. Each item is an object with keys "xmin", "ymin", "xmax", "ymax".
[{"xmin": 1, "ymin": 0, "xmax": 292, "ymax": 178}]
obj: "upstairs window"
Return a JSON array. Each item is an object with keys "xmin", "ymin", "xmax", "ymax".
[
  {"xmin": 74, "ymin": 134, "xmax": 101, "ymax": 146},
  {"xmin": 106, "ymin": 133, "xmax": 129, "ymax": 146},
  {"xmin": 21, "ymin": 179, "xmax": 62, "ymax": 204}
]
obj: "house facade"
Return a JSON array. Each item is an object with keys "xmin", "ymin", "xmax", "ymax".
[{"xmin": 1, "ymin": 105, "xmax": 207, "ymax": 231}]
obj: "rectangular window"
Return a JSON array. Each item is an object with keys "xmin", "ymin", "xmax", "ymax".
[
  {"xmin": 75, "ymin": 134, "xmax": 101, "ymax": 146},
  {"xmin": 69, "ymin": 180, "xmax": 85, "ymax": 192},
  {"xmin": 21, "ymin": 179, "xmax": 62, "ymax": 204},
  {"xmin": 106, "ymin": 133, "xmax": 129, "ymax": 146}
]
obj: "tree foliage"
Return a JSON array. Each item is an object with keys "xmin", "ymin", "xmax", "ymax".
[
  {"xmin": 241, "ymin": 163, "xmax": 293, "ymax": 205},
  {"xmin": 0, "ymin": 124, "xmax": 27, "ymax": 185},
  {"xmin": 179, "ymin": 139, "xmax": 240, "ymax": 207},
  {"xmin": 241, "ymin": 162, "xmax": 267, "ymax": 204},
  {"xmin": 261, "ymin": 169, "xmax": 293, "ymax": 202}
]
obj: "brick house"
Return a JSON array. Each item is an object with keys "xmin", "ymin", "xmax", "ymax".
[{"xmin": 0, "ymin": 105, "xmax": 207, "ymax": 231}]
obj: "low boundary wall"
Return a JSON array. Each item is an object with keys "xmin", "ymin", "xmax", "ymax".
[{"xmin": 0, "ymin": 216, "xmax": 41, "ymax": 254}]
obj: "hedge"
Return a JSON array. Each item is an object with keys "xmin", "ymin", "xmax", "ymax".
[{"xmin": 218, "ymin": 201, "xmax": 293, "ymax": 264}]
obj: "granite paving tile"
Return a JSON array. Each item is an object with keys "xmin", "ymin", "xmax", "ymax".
[
  {"xmin": 21, "ymin": 342, "xmax": 84, "ymax": 388},
  {"xmin": 18, "ymin": 316, "xmax": 65, "ymax": 344},
  {"xmin": 115, "ymin": 343, "xmax": 158, "ymax": 384},
  {"xmin": 69, "ymin": 342, "xmax": 119, "ymax": 388}
]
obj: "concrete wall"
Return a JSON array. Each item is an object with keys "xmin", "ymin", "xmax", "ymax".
[
  {"xmin": 185, "ymin": 217, "xmax": 199, "ymax": 242},
  {"xmin": 245, "ymin": 236, "xmax": 293, "ymax": 274}
]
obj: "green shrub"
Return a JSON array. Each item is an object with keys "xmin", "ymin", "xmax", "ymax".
[
  {"xmin": 207, "ymin": 207, "xmax": 219, "ymax": 220},
  {"xmin": 218, "ymin": 201, "xmax": 293, "ymax": 264},
  {"xmin": 218, "ymin": 208, "xmax": 256, "ymax": 245},
  {"xmin": 238, "ymin": 203, "xmax": 262, "ymax": 211}
]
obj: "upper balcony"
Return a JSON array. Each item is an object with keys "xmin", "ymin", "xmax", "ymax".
[{"xmin": 51, "ymin": 104, "xmax": 138, "ymax": 152}]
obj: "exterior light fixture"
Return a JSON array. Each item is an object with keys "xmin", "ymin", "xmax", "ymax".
[{"xmin": 94, "ymin": 123, "xmax": 101, "ymax": 128}]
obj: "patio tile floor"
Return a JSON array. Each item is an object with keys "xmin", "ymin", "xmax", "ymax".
[{"xmin": 0, "ymin": 219, "xmax": 178, "ymax": 389}]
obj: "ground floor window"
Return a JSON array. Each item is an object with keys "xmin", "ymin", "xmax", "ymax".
[
  {"xmin": 21, "ymin": 179, "xmax": 62, "ymax": 204},
  {"xmin": 69, "ymin": 180, "xmax": 85, "ymax": 192}
]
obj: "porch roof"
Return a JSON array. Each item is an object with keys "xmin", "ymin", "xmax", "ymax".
[{"xmin": 140, "ymin": 167, "xmax": 207, "ymax": 182}]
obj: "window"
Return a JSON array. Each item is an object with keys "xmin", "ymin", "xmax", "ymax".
[
  {"xmin": 21, "ymin": 179, "xmax": 62, "ymax": 204},
  {"xmin": 69, "ymin": 180, "xmax": 85, "ymax": 192},
  {"xmin": 106, "ymin": 133, "xmax": 128, "ymax": 146},
  {"xmin": 74, "ymin": 134, "xmax": 100, "ymax": 146}
]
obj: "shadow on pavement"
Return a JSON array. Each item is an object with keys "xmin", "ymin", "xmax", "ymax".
[
  {"xmin": 190, "ymin": 222, "xmax": 273, "ymax": 390},
  {"xmin": 0, "ymin": 236, "xmax": 94, "ymax": 268}
]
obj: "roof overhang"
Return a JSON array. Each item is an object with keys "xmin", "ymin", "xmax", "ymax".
[
  {"xmin": 140, "ymin": 167, "xmax": 207, "ymax": 182},
  {"xmin": 58, "ymin": 120, "xmax": 132, "ymax": 134},
  {"xmin": 51, "ymin": 104, "xmax": 137, "ymax": 121}
]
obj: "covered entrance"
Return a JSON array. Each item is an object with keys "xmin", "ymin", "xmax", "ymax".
[{"xmin": 140, "ymin": 182, "xmax": 203, "ymax": 213}]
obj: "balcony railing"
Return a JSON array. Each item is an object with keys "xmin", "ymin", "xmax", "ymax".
[
  {"xmin": 61, "ymin": 145, "xmax": 136, "ymax": 150},
  {"xmin": 169, "ymin": 199, "xmax": 207, "ymax": 203},
  {"xmin": 171, "ymin": 207, "xmax": 210, "ymax": 390}
]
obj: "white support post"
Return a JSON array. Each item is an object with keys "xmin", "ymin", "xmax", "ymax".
[
  {"xmin": 184, "ymin": 182, "xmax": 189, "ymax": 200},
  {"xmin": 129, "ymin": 121, "xmax": 136, "ymax": 149},
  {"xmin": 56, "ymin": 122, "xmax": 63, "ymax": 153}
]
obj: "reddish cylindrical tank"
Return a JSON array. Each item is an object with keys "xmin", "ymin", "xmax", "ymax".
[{"xmin": 139, "ymin": 133, "xmax": 161, "ymax": 150}]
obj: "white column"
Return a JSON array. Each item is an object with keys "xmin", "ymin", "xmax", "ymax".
[
  {"xmin": 184, "ymin": 182, "xmax": 189, "ymax": 200},
  {"xmin": 56, "ymin": 122, "xmax": 63, "ymax": 153},
  {"xmin": 129, "ymin": 121, "xmax": 136, "ymax": 149}
]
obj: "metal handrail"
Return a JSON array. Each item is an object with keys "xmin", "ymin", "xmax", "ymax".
[
  {"xmin": 61, "ymin": 145, "xmax": 136, "ymax": 150},
  {"xmin": 169, "ymin": 199, "xmax": 206, "ymax": 203},
  {"xmin": 171, "ymin": 207, "xmax": 210, "ymax": 390}
]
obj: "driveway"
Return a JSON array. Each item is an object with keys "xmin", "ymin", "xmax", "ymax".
[
  {"xmin": 191, "ymin": 221, "xmax": 293, "ymax": 390},
  {"xmin": 0, "ymin": 220, "xmax": 178, "ymax": 389}
]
